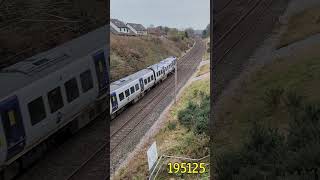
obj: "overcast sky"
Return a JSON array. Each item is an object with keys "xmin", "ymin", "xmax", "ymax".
[{"xmin": 110, "ymin": 0, "xmax": 210, "ymax": 30}]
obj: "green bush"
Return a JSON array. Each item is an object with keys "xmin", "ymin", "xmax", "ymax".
[
  {"xmin": 262, "ymin": 87, "xmax": 284, "ymax": 112},
  {"xmin": 284, "ymin": 90, "xmax": 304, "ymax": 118},
  {"xmin": 167, "ymin": 121, "xmax": 177, "ymax": 131},
  {"xmin": 177, "ymin": 91, "xmax": 209, "ymax": 135},
  {"xmin": 215, "ymin": 87, "xmax": 320, "ymax": 179}
]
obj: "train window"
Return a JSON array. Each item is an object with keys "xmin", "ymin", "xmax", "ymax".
[
  {"xmin": 64, "ymin": 78, "xmax": 80, "ymax": 103},
  {"xmin": 125, "ymin": 89, "xmax": 130, "ymax": 97},
  {"xmin": 144, "ymin": 79, "xmax": 147, "ymax": 85},
  {"xmin": 151, "ymin": 75, "xmax": 154, "ymax": 80},
  {"xmin": 148, "ymin": 77, "xmax": 151, "ymax": 83},
  {"xmin": 48, "ymin": 87, "xmax": 64, "ymax": 113},
  {"xmin": 130, "ymin": 86, "xmax": 135, "ymax": 94},
  {"xmin": 119, "ymin": 93, "xmax": 124, "ymax": 101},
  {"xmin": 80, "ymin": 70, "xmax": 93, "ymax": 93},
  {"xmin": 135, "ymin": 84, "xmax": 139, "ymax": 90},
  {"xmin": 28, "ymin": 96, "xmax": 46, "ymax": 125}
]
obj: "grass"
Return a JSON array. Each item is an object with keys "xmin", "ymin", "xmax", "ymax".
[
  {"xmin": 197, "ymin": 63, "xmax": 210, "ymax": 77},
  {"xmin": 110, "ymin": 34, "xmax": 193, "ymax": 82},
  {"xmin": 203, "ymin": 38, "xmax": 210, "ymax": 61},
  {"xmin": 114, "ymin": 77, "xmax": 210, "ymax": 180},
  {"xmin": 212, "ymin": 56, "xmax": 320, "ymax": 176},
  {"xmin": 277, "ymin": 6, "xmax": 320, "ymax": 48}
]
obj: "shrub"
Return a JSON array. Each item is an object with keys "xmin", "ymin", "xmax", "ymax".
[
  {"xmin": 167, "ymin": 121, "xmax": 177, "ymax": 131},
  {"xmin": 284, "ymin": 90, "xmax": 303, "ymax": 118},
  {"xmin": 262, "ymin": 87, "xmax": 284, "ymax": 112},
  {"xmin": 177, "ymin": 91, "xmax": 209, "ymax": 135},
  {"xmin": 177, "ymin": 101, "xmax": 198, "ymax": 129}
]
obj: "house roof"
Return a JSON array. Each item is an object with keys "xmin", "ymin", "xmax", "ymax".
[
  {"xmin": 127, "ymin": 23, "xmax": 146, "ymax": 31},
  {"xmin": 110, "ymin": 19, "xmax": 128, "ymax": 28}
]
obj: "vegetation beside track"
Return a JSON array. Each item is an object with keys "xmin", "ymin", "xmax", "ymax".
[
  {"xmin": 197, "ymin": 38, "xmax": 210, "ymax": 77},
  {"xmin": 110, "ymin": 32, "xmax": 193, "ymax": 82},
  {"xmin": 197, "ymin": 63, "xmax": 210, "ymax": 77},
  {"xmin": 114, "ymin": 76, "xmax": 210, "ymax": 180},
  {"xmin": 278, "ymin": 6, "xmax": 320, "ymax": 48},
  {"xmin": 212, "ymin": 52, "xmax": 320, "ymax": 179}
]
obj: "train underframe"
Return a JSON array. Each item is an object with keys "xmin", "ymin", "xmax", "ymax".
[{"xmin": 0, "ymin": 97, "xmax": 107, "ymax": 180}]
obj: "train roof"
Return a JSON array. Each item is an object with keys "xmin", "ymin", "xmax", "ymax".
[
  {"xmin": 148, "ymin": 62, "xmax": 166, "ymax": 71},
  {"xmin": 110, "ymin": 69, "xmax": 152, "ymax": 92},
  {"xmin": 148, "ymin": 56, "xmax": 176, "ymax": 70},
  {"xmin": 0, "ymin": 25, "xmax": 108, "ymax": 100},
  {"xmin": 160, "ymin": 56, "xmax": 176, "ymax": 63}
]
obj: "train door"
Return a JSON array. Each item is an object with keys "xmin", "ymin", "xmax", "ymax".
[
  {"xmin": 0, "ymin": 96, "xmax": 26, "ymax": 160},
  {"xmin": 110, "ymin": 92, "xmax": 118, "ymax": 112},
  {"xmin": 139, "ymin": 78, "xmax": 144, "ymax": 91},
  {"xmin": 93, "ymin": 50, "xmax": 107, "ymax": 96}
]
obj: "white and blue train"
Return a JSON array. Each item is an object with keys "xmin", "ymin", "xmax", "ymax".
[
  {"xmin": 0, "ymin": 26, "xmax": 108, "ymax": 179},
  {"xmin": 110, "ymin": 56, "xmax": 176, "ymax": 118}
]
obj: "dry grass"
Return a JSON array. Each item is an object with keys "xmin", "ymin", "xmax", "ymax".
[
  {"xmin": 278, "ymin": 6, "xmax": 320, "ymax": 48},
  {"xmin": 212, "ymin": 55, "xmax": 320, "ymax": 169},
  {"xmin": 197, "ymin": 63, "xmax": 210, "ymax": 77},
  {"xmin": 114, "ymin": 77, "xmax": 210, "ymax": 180},
  {"xmin": 110, "ymin": 34, "xmax": 192, "ymax": 82}
]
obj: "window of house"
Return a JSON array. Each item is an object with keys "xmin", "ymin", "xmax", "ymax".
[
  {"xmin": 80, "ymin": 70, "xmax": 93, "ymax": 92},
  {"xmin": 64, "ymin": 78, "xmax": 80, "ymax": 103},
  {"xmin": 28, "ymin": 96, "xmax": 46, "ymax": 125},
  {"xmin": 48, "ymin": 87, "xmax": 64, "ymax": 113}
]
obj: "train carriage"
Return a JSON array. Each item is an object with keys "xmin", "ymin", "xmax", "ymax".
[
  {"xmin": 110, "ymin": 68, "xmax": 156, "ymax": 116},
  {"xmin": 110, "ymin": 56, "xmax": 177, "ymax": 118},
  {"xmin": 0, "ymin": 26, "xmax": 108, "ymax": 178}
]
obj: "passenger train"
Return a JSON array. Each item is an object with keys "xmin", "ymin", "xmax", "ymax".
[
  {"xmin": 110, "ymin": 56, "xmax": 176, "ymax": 118},
  {"xmin": 0, "ymin": 26, "xmax": 108, "ymax": 179}
]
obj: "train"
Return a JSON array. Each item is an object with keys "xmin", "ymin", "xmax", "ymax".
[
  {"xmin": 0, "ymin": 26, "xmax": 108, "ymax": 179},
  {"xmin": 110, "ymin": 56, "xmax": 177, "ymax": 118}
]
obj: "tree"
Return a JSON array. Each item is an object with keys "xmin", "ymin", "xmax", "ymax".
[
  {"xmin": 164, "ymin": 26, "xmax": 170, "ymax": 34},
  {"xmin": 185, "ymin": 28, "xmax": 194, "ymax": 38},
  {"xmin": 202, "ymin": 24, "xmax": 210, "ymax": 38}
]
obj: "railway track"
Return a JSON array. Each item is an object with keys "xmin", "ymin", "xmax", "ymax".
[
  {"xmin": 110, "ymin": 42, "xmax": 204, "ymax": 152},
  {"xmin": 65, "ymin": 39, "xmax": 205, "ymax": 180},
  {"xmin": 213, "ymin": 0, "xmax": 274, "ymax": 66},
  {"xmin": 212, "ymin": 0, "xmax": 284, "ymax": 100}
]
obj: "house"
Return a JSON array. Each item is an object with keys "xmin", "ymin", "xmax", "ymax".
[
  {"xmin": 126, "ymin": 23, "xmax": 147, "ymax": 35},
  {"xmin": 110, "ymin": 19, "xmax": 130, "ymax": 34}
]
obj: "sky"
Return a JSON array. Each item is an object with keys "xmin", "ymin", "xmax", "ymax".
[{"xmin": 110, "ymin": 0, "xmax": 210, "ymax": 30}]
